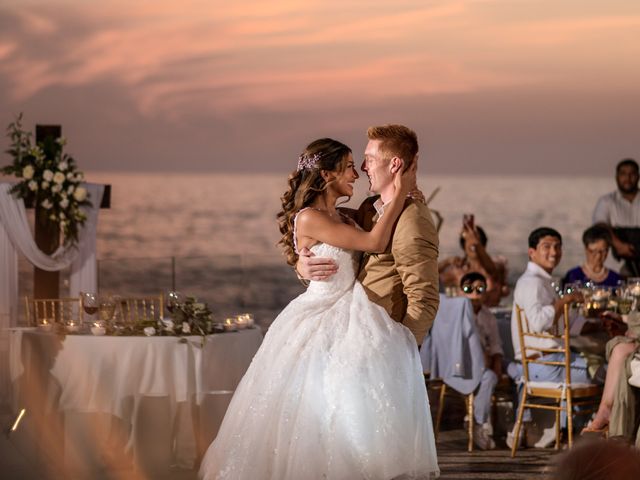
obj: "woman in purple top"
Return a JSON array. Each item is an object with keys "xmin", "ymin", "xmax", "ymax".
[{"xmin": 563, "ymin": 225, "xmax": 622, "ymax": 287}]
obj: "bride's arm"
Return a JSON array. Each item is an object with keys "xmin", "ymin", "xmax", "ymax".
[{"xmin": 297, "ymin": 163, "xmax": 414, "ymax": 253}]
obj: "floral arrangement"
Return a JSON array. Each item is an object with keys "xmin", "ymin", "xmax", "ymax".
[
  {"xmin": 1, "ymin": 114, "xmax": 91, "ymax": 247},
  {"xmin": 169, "ymin": 296, "xmax": 215, "ymax": 336},
  {"xmin": 112, "ymin": 296, "xmax": 216, "ymax": 338}
]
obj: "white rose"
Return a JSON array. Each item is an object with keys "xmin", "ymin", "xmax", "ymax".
[
  {"xmin": 73, "ymin": 186, "xmax": 87, "ymax": 202},
  {"xmin": 43, "ymin": 169, "xmax": 53, "ymax": 181},
  {"xmin": 143, "ymin": 327, "xmax": 156, "ymax": 336},
  {"xmin": 28, "ymin": 180, "xmax": 38, "ymax": 191},
  {"xmin": 75, "ymin": 172, "xmax": 84, "ymax": 182},
  {"xmin": 60, "ymin": 198, "xmax": 69, "ymax": 208},
  {"xmin": 161, "ymin": 319, "xmax": 174, "ymax": 332},
  {"xmin": 53, "ymin": 171, "xmax": 65, "ymax": 184},
  {"xmin": 55, "ymin": 136, "xmax": 67, "ymax": 146},
  {"xmin": 41, "ymin": 181, "xmax": 50, "ymax": 190},
  {"xmin": 51, "ymin": 184, "xmax": 62, "ymax": 193},
  {"xmin": 67, "ymin": 185, "xmax": 75, "ymax": 194},
  {"xmin": 66, "ymin": 172, "xmax": 74, "ymax": 180},
  {"xmin": 41, "ymin": 199, "xmax": 53, "ymax": 210},
  {"xmin": 182, "ymin": 322, "xmax": 191, "ymax": 334},
  {"xmin": 58, "ymin": 161, "xmax": 68, "ymax": 171},
  {"xmin": 22, "ymin": 165, "xmax": 35, "ymax": 179},
  {"xmin": 59, "ymin": 211, "xmax": 66, "ymax": 220}
]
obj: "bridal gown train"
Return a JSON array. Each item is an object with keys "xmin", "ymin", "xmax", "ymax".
[{"xmin": 199, "ymin": 241, "xmax": 439, "ymax": 480}]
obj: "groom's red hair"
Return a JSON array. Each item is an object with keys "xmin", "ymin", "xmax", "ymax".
[{"xmin": 367, "ymin": 124, "xmax": 418, "ymax": 170}]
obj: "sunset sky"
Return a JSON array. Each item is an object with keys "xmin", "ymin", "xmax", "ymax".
[{"xmin": 1, "ymin": 0, "xmax": 639, "ymax": 174}]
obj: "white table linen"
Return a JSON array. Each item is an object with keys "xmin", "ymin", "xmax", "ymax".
[{"xmin": 9, "ymin": 328, "xmax": 263, "ymax": 469}]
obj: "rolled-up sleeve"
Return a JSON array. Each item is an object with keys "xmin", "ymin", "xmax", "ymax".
[{"xmin": 392, "ymin": 203, "xmax": 440, "ymax": 345}]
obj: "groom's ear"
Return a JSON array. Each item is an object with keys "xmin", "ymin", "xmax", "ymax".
[{"xmin": 390, "ymin": 157, "xmax": 403, "ymax": 174}]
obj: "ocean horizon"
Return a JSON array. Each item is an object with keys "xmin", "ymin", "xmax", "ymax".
[{"xmin": 16, "ymin": 171, "xmax": 618, "ymax": 324}]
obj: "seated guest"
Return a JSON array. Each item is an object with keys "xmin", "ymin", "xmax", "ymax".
[
  {"xmin": 563, "ymin": 225, "xmax": 622, "ymax": 287},
  {"xmin": 439, "ymin": 214, "xmax": 509, "ymax": 306},
  {"xmin": 460, "ymin": 272, "xmax": 504, "ymax": 450},
  {"xmin": 583, "ymin": 311, "xmax": 639, "ymax": 440},
  {"xmin": 507, "ymin": 227, "xmax": 597, "ymax": 448}
]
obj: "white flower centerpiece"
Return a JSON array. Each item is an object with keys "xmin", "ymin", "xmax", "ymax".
[{"xmin": 1, "ymin": 114, "xmax": 91, "ymax": 247}]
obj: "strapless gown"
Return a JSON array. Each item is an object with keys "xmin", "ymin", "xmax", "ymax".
[{"xmin": 199, "ymin": 243, "xmax": 439, "ymax": 479}]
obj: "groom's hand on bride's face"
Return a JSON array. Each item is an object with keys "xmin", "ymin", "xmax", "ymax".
[{"xmin": 297, "ymin": 247, "xmax": 338, "ymax": 281}]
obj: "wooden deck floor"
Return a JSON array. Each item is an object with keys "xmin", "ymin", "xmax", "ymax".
[{"xmin": 436, "ymin": 428, "xmax": 557, "ymax": 479}]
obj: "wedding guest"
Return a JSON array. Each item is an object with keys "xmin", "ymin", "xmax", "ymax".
[
  {"xmin": 563, "ymin": 225, "xmax": 622, "ymax": 287},
  {"xmin": 459, "ymin": 272, "xmax": 503, "ymax": 450},
  {"xmin": 507, "ymin": 227, "xmax": 596, "ymax": 448},
  {"xmin": 582, "ymin": 311, "xmax": 639, "ymax": 442},
  {"xmin": 593, "ymin": 158, "xmax": 640, "ymax": 276},
  {"xmin": 438, "ymin": 216, "xmax": 509, "ymax": 306}
]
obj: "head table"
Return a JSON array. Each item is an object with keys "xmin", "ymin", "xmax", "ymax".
[{"xmin": 9, "ymin": 327, "xmax": 263, "ymax": 475}]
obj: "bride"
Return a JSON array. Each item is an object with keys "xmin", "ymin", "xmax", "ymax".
[{"xmin": 199, "ymin": 138, "xmax": 439, "ymax": 480}]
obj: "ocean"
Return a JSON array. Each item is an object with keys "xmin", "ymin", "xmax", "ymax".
[{"xmin": 18, "ymin": 172, "xmax": 615, "ymax": 324}]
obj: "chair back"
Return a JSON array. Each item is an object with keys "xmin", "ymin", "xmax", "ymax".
[
  {"xmin": 24, "ymin": 297, "xmax": 82, "ymax": 326},
  {"xmin": 117, "ymin": 294, "xmax": 164, "ymax": 324},
  {"xmin": 514, "ymin": 304, "xmax": 572, "ymax": 385}
]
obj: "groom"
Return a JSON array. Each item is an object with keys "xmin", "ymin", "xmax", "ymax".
[{"xmin": 296, "ymin": 124, "xmax": 439, "ymax": 345}]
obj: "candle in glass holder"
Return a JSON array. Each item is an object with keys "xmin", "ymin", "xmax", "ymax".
[
  {"xmin": 39, "ymin": 319, "xmax": 53, "ymax": 332},
  {"xmin": 91, "ymin": 322, "xmax": 106, "ymax": 336},
  {"xmin": 66, "ymin": 320, "xmax": 80, "ymax": 333},
  {"xmin": 234, "ymin": 315, "xmax": 248, "ymax": 330},
  {"xmin": 224, "ymin": 318, "xmax": 237, "ymax": 332},
  {"xmin": 240, "ymin": 313, "xmax": 255, "ymax": 327}
]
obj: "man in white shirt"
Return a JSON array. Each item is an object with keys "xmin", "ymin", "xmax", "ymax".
[
  {"xmin": 593, "ymin": 158, "xmax": 640, "ymax": 276},
  {"xmin": 507, "ymin": 227, "xmax": 595, "ymax": 447}
]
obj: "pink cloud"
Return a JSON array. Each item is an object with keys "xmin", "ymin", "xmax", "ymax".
[{"xmin": 1, "ymin": 0, "xmax": 638, "ymax": 117}]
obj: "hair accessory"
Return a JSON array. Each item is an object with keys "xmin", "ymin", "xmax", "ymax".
[{"xmin": 297, "ymin": 153, "xmax": 322, "ymax": 172}]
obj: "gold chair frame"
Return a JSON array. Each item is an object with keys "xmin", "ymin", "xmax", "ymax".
[
  {"xmin": 510, "ymin": 304, "xmax": 602, "ymax": 457},
  {"xmin": 24, "ymin": 296, "xmax": 82, "ymax": 326},
  {"xmin": 116, "ymin": 294, "xmax": 164, "ymax": 324}
]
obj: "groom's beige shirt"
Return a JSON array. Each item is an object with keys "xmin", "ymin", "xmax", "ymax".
[{"xmin": 356, "ymin": 196, "xmax": 440, "ymax": 346}]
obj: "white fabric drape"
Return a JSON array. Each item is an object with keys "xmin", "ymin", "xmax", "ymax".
[{"xmin": 0, "ymin": 182, "xmax": 104, "ymax": 403}]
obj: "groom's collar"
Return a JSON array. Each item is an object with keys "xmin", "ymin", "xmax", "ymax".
[{"xmin": 373, "ymin": 197, "xmax": 386, "ymax": 218}]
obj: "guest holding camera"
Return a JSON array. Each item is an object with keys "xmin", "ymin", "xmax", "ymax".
[{"xmin": 438, "ymin": 214, "xmax": 509, "ymax": 306}]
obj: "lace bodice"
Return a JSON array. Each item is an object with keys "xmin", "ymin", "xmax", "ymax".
[
  {"xmin": 294, "ymin": 208, "xmax": 358, "ymax": 296},
  {"xmin": 305, "ymin": 243, "xmax": 357, "ymax": 297}
]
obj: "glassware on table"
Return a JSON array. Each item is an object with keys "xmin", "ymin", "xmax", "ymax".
[
  {"xmin": 550, "ymin": 277, "xmax": 563, "ymax": 297},
  {"xmin": 82, "ymin": 292, "xmax": 98, "ymax": 325},
  {"xmin": 98, "ymin": 296, "xmax": 116, "ymax": 330},
  {"xmin": 166, "ymin": 291, "xmax": 184, "ymax": 316}
]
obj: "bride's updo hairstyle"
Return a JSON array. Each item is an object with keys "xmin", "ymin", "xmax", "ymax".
[{"xmin": 278, "ymin": 138, "xmax": 352, "ymax": 266}]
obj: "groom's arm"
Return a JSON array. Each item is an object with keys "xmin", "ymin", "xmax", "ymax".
[
  {"xmin": 392, "ymin": 201, "xmax": 440, "ymax": 345},
  {"xmin": 295, "ymin": 247, "xmax": 338, "ymax": 281}
]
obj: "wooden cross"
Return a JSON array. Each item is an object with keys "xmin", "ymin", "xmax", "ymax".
[{"xmin": 32, "ymin": 125, "xmax": 111, "ymax": 299}]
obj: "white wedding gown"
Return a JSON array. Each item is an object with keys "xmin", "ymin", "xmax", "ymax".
[{"xmin": 199, "ymin": 241, "xmax": 439, "ymax": 480}]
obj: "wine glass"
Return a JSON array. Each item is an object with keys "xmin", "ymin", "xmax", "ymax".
[
  {"xmin": 82, "ymin": 292, "xmax": 98, "ymax": 326},
  {"xmin": 166, "ymin": 291, "xmax": 184, "ymax": 316},
  {"xmin": 98, "ymin": 296, "xmax": 116, "ymax": 328}
]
